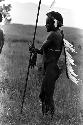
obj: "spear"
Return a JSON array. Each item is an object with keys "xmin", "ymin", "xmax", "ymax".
[{"xmin": 20, "ymin": 0, "xmax": 41, "ymax": 115}]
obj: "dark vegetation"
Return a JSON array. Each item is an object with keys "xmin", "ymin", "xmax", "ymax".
[{"xmin": 0, "ymin": 24, "xmax": 83, "ymax": 125}]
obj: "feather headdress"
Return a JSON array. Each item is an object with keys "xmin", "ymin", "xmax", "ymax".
[{"xmin": 63, "ymin": 38, "xmax": 79, "ymax": 85}]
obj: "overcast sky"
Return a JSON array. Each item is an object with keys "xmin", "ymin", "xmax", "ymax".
[
  {"xmin": 2, "ymin": 0, "xmax": 83, "ymax": 29},
  {"xmin": 5, "ymin": 0, "xmax": 82, "ymax": 9}
]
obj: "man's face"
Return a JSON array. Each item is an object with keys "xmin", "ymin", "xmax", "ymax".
[{"xmin": 45, "ymin": 17, "xmax": 53, "ymax": 32}]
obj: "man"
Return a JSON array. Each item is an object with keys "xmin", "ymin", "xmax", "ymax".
[
  {"xmin": 29, "ymin": 11, "xmax": 64, "ymax": 118},
  {"xmin": 0, "ymin": 13, "xmax": 4, "ymax": 53}
]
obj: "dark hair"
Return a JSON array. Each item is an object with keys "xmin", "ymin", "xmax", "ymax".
[
  {"xmin": 46, "ymin": 11, "xmax": 63, "ymax": 26},
  {"xmin": 0, "ymin": 13, "xmax": 2, "ymax": 22},
  {"xmin": 46, "ymin": 16, "xmax": 54, "ymax": 25}
]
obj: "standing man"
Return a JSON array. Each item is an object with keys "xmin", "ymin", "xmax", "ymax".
[
  {"xmin": 29, "ymin": 11, "xmax": 64, "ymax": 118},
  {"xmin": 0, "ymin": 13, "xmax": 4, "ymax": 53}
]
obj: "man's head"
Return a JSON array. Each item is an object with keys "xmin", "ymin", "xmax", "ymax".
[
  {"xmin": 45, "ymin": 16, "xmax": 54, "ymax": 32},
  {"xmin": 0, "ymin": 13, "xmax": 2, "ymax": 22},
  {"xmin": 45, "ymin": 11, "xmax": 63, "ymax": 32}
]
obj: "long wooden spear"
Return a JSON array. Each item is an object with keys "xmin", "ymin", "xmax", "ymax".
[{"xmin": 20, "ymin": 0, "xmax": 41, "ymax": 115}]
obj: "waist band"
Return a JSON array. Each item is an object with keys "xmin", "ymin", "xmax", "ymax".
[{"xmin": 49, "ymin": 49, "xmax": 61, "ymax": 52}]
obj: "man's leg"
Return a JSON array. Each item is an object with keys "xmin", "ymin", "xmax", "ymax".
[{"xmin": 39, "ymin": 63, "xmax": 60, "ymax": 116}]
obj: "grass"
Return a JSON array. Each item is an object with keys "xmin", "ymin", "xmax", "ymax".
[{"xmin": 0, "ymin": 24, "xmax": 82, "ymax": 125}]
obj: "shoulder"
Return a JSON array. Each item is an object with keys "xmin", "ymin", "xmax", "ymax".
[
  {"xmin": 47, "ymin": 30, "xmax": 62, "ymax": 40},
  {"xmin": 56, "ymin": 29, "xmax": 62, "ymax": 36},
  {"xmin": 46, "ymin": 31, "xmax": 55, "ymax": 40}
]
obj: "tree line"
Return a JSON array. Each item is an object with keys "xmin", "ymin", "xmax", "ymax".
[{"xmin": 0, "ymin": 0, "xmax": 11, "ymax": 24}]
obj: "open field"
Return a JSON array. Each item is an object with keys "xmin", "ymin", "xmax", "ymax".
[{"xmin": 0, "ymin": 24, "xmax": 83, "ymax": 125}]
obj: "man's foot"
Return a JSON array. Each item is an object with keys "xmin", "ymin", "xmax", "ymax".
[
  {"xmin": 42, "ymin": 99, "xmax": 55, "ymax": 119},
  {"xmin": 50, "ymin": 103, "xmax": 55, "ymax": 119},
  {"xmin": 43, "ymin": 103, "xmax": 50, "ymax": 115},
  {"xmin": 39, "ymin": 94, "xmax": 55, "ymax": 118}
]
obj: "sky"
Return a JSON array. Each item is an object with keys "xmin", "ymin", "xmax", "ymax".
[
  {"xmin": 1, "ymin": 0, "xmax": 83, "ymax": 29},
  {"xmin": 4, "ymin": 0, "xmax": 82, "ymax": 9}
]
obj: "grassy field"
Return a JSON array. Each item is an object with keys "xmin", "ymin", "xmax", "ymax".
[{"xmin": 0, "ymin": 24, "xmax": 83, "ymax": 125}]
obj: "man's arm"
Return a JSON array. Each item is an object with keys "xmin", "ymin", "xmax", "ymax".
[
  {"xmin": 34, "ymin": 37, "xmax": 52, "ymax": 55},
  {"xmin": 38, "ymin": 32, "xmax": 54, "ymax": 54},
  {"xmin": 29, "ymin": 32, "xmax": 54, "ymax": 55}
]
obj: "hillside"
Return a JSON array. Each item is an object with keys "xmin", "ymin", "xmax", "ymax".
[
  {"xmin": 2, "ymin": 23, "xmax": 83, "ymax": 69},
  {"xmin": 3, "ymin": 23, "xmax": 83, "ymax": 59},
  {"xmin": 3, "ymin": 23, "xmax": 83, "ymax": 44}
]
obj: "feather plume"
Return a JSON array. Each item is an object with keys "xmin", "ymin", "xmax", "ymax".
[{"xmin": 63, "ymin": 38, "xmax": 79, "ymax": 85}]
